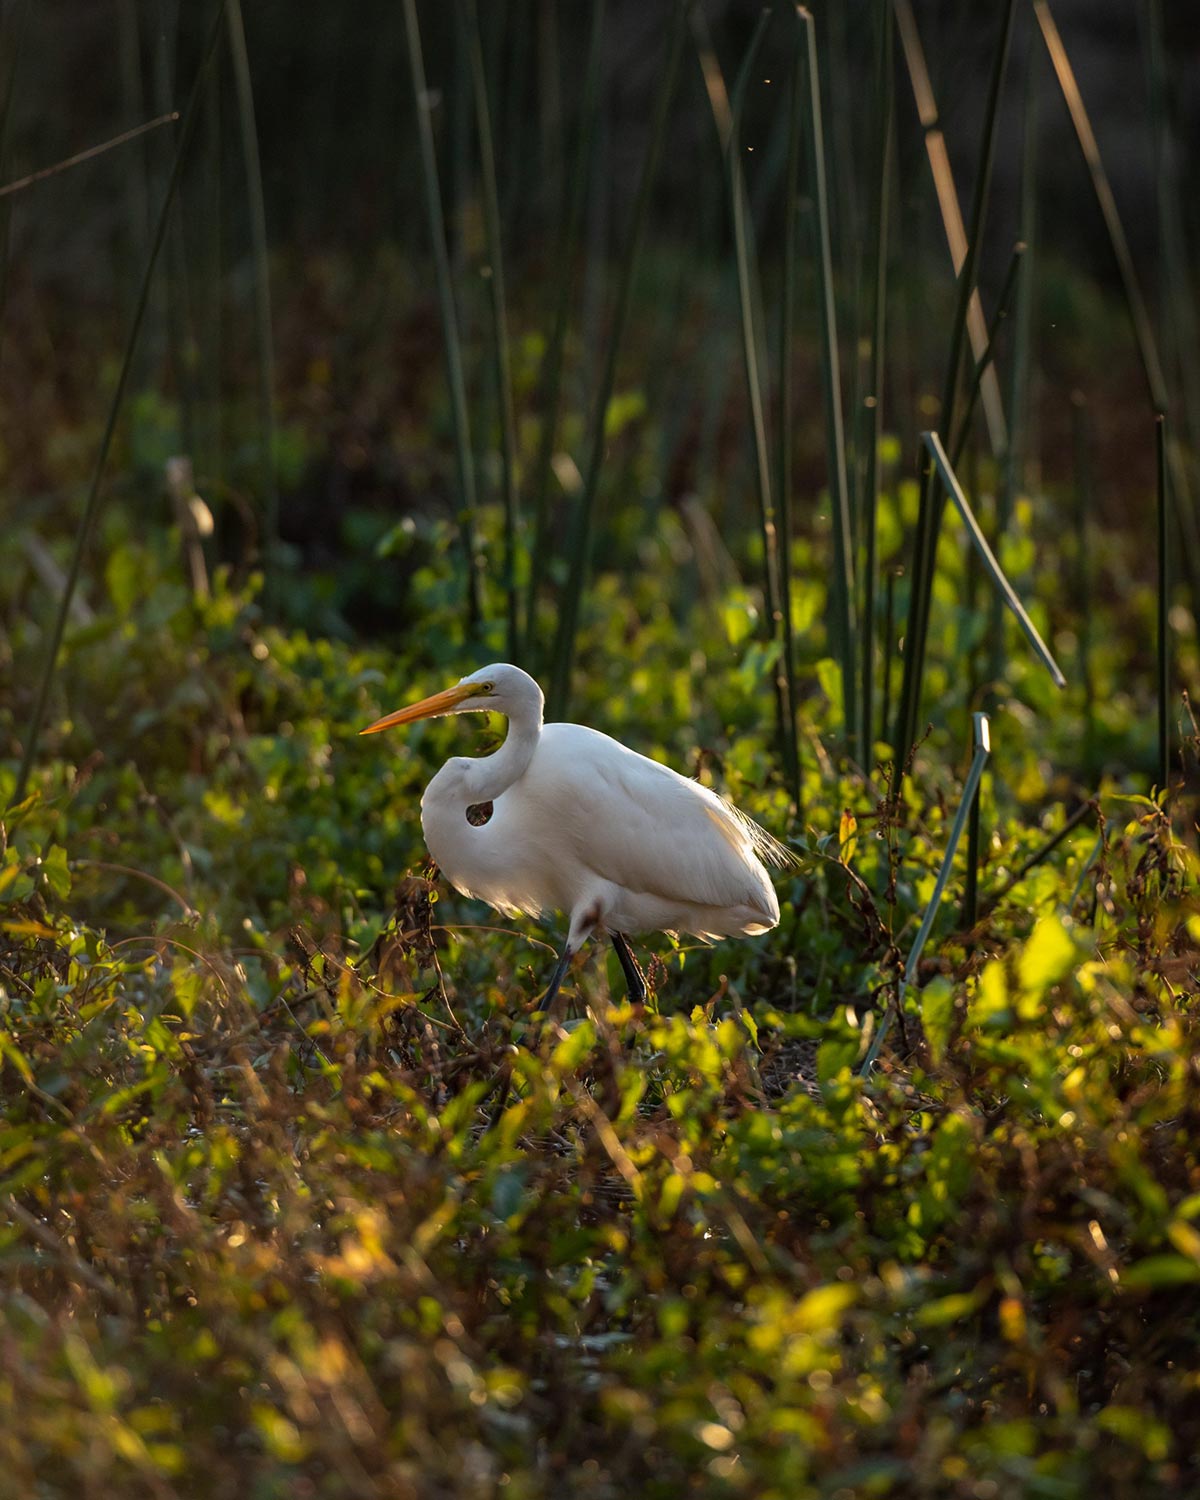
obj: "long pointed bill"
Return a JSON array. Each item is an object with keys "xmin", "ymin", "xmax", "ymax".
[{"xmin": 360, "ymin": 681, "xmax": 477, "ymax": 735}]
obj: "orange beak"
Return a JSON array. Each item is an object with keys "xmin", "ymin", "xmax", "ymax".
[{"xmin": 360, "ymin": 680, "xmax": 480, "ymax": 735}]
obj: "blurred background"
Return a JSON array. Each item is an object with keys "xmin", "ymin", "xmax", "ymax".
[{"xmin": 2, "ymin": 0, "xmax": 1198, "ymax": 763}]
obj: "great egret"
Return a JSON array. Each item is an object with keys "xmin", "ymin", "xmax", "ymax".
[{"xmin": 361, "ymin": 663, "xmax": 791, "ymax": 1008}]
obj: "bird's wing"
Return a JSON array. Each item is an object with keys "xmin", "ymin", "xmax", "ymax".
[{"xmin": 530, "ymin": 725, "xmax": 791, "ymax": 913}]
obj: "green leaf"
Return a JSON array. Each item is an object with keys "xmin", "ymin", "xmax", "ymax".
[
  {"xmin": 920, "ymin": 977, "xmax": 954, "ymax": 1065},
  {"xmin": 1018, "ymin": 915, "xmax": 1076, "ymax": 1007},
  {"xmin": 39, "ymin": 845, "xmax": 72, "ymax": 901},
  {"xmin": 1121, "ymin": 1254, "xmax": 1200, "ymax": 1289}
]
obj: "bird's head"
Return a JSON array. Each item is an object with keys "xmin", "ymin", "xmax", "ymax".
[{"xmin": 360, "ymin": 663, "xmax": 544, "ymax": 736}]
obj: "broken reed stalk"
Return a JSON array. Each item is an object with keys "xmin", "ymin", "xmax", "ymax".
[
  {"xmin": 546, "ymin": 0, "xmax": 687, "ymax": 720},
  {"xmin": 461, "ymin": 0, "xmax": 521, "ymax": 662},
  {"xmin": 403, "ymin": 0, "xmax": 482, "ymax": 630},
  {"xmin": 13, "ymin": 1, "xmax": 230, "ymax": 807},
  {"xmin": 923, "ymin": 432, "xmax": 1066, "ymax": 690}
]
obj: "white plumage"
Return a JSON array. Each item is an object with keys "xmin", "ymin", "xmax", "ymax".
[{"xmin": 362, "ymin": 663, "xmax": 790, "ymax": 1006}]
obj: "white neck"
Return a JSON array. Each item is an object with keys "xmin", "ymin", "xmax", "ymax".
[{"xmin": 462, "ymin": 700, "xmax": 543, "ymax": 802}]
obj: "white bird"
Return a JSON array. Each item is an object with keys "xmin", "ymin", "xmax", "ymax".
[{"xmin": 361, "ymin": 663, "xmax": 791, "ymax": 1008}]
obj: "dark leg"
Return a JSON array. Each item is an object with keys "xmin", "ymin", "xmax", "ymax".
[
  {"xmin": 540, "ymin": 942, "xmax": 575, "ymax": 1015},
  {"xmin": 610, "ymin": 932, "xmax": 647, "ymax": 1005}
]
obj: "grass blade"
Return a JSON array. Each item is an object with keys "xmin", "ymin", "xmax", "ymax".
[
  {"xmin": 461, "ymin": 0, "xmax": 521, "ymax": 662},
  {"xmin": 226, "ymin": 0, "xmax": 279, "ymax": 587},
  {"xmin": 796, "ymin": 6, "xmax": 857, "ymax": 757},
  {"xmin": 546, "ymin": 1, "xmax": 687, "ymax": 719},
  {"xmin": 14, "ymin": 1, "xmax": 229, "ymax": 806},
  {"xmin": 402, "ymin": 0, "xmax": 482, "ymax": 630},
  {"xmin": 923, "ymin": 431, "xmax": 1066, "ymax": 690}
]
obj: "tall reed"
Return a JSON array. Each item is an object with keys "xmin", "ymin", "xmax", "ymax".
[
  {"xmin": 461, "ymin": 0, "xmax": 521, "ymax": 662},
  {"xmin": 14, "ymin": 1, "xmax": 230, "ymax": 805},
  {"xmin": 226, "ymin": 0, "xmax": 279, "ymax": 587},
  {"xmin": 990, "ymin": 42, "xmax": 1040, "ymax": 703},
  {"xmin": 524, "ymin": 3, "xmax": 604, "ymax": 667},
  {"xmin": 777, "ymin": 17, "xmax": 807, "ymax": 812},
  {"xmin": 725, "ymin": 10, "xmax": 793, "ymax": 791},
  {"xmin": 0, "ymin": 0, "xmax": 32, "ymax": 360},
  {"xmin": 402, "ymin": 0, "xmax": 482, "ymax": 629},
  {"xmin": 1144, "ymin": 0, "xmax": 1200, "ymax": 603},
  {"xmin": 797, "ymin": 6, "xmax": 857, "ymax": 758},
  {"xmin": 546, "ymin": 1, "xmax": 687, "ymax": 720},
  {"xmin": 893, "ymin": 0, "xmax": 1006, "ymax": 458},
  {"xmin": 893, "ymin": 0, "xmax": 1017, "ymax": 770},
  {"xmin": 859, "ymin": 0, "xmax": 893, "ymax": 759}
]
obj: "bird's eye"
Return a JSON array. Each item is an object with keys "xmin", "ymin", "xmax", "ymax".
[{"xmin": 479, "ymin": 682, "xmax": 494, "ymax": 695}]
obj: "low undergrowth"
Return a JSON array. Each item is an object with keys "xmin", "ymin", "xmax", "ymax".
[{"xmin": 1, "ymin": 540, "xmax": 1198, "ymax": 1498}]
